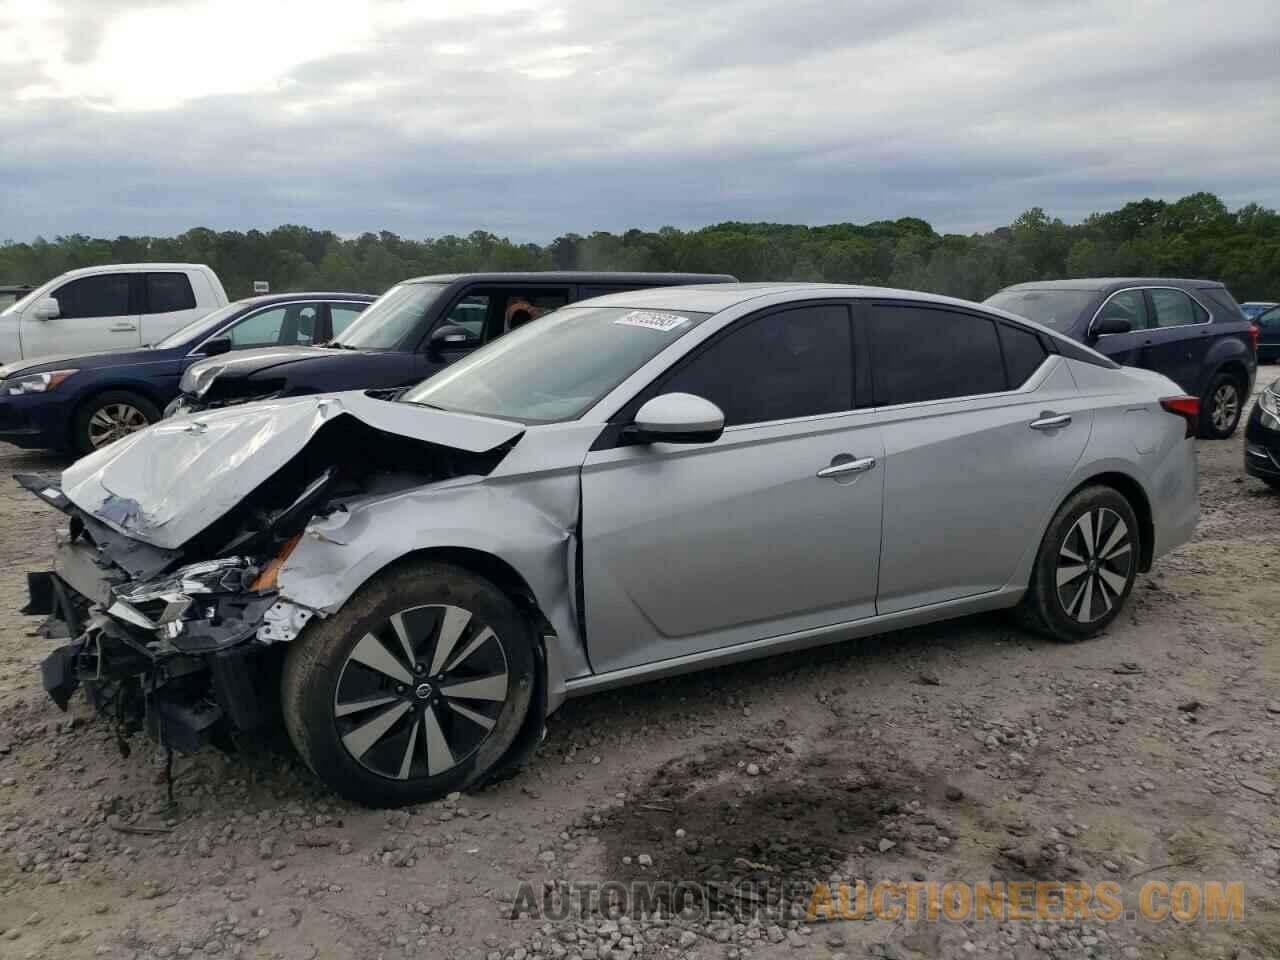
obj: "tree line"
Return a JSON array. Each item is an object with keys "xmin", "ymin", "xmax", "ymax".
[{"xmin": 2, "ymin": 192, "xmax": 1276, "ymax": 304}]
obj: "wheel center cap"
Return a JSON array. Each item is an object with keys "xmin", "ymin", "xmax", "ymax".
[
  {"xmin": 414, "ymin": 682, "xmax": 433, "ymax": 700},
  {"xmin": 1089, "ymin": 559, "xmax": 1099, "ymax": 573}
]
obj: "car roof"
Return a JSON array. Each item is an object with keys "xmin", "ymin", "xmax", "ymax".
[
  {"xmin": 571, "ymin": 281, "xmax": 1020, "ymax": 315},
  {"xmin": 229, "ymin": 292, "xmax": 377, "ymax": 307},
  {"xmin": 999, "ymin": 277, "xmax": 1226, "ymax": 293},
  {"xmin": 403, "ymin": 271, "xmax": 737, "ymax": 285},
  {"xmin": 53, "ymin": 263, "xmax": 212, "ymax": 279}
]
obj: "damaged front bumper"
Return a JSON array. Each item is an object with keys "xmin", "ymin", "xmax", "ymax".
[{"xmin": 20, "ymin": 476, "xmax": 304, "ymax": 754}]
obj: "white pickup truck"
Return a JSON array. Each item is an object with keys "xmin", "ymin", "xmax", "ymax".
[{"xmin": 0, "ymin": 263, "xmax": 229, "ymax": 364}]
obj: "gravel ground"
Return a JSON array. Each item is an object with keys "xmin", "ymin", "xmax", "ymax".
[{"xmin": 0, "ymin": 388, "xmax": 1277, "ymax": 960}]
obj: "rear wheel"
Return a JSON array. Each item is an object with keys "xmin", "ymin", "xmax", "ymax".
[
  {"xmin": 1015, "ymin": 485, "xmax": 1139, "ymax": 642},
  {"xmin": 72, "ymin": 390, "xmax": 160, "ymax": 456},
  {"xmin": 281, "ymin": 562, "xmax": 536, "ymax": 807},
  {"xmin": 1199, "ymin": 372, "xmax": 1244, "ymax": 439}
]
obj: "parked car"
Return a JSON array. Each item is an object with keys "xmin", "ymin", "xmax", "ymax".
[
  {"xmin": 164, "ymin": 272, "xmax": 736, "ymax": 417},
  {"xmin": 1244, "ymin": 377, "xmax": 1280, "ymax": 489},
  {"xmin": 22, "ymin": 283, "xmax": 1199, "ymax": 806},
  {"xmin": 985, "ymin": 278, "xmax": 1256, "ymax": 438},
  {"xmin": 0, "ymin": 264, "xmax": 229, "ymax": 365},
  {"xmin": 1252, "ymin": 303, "xmax": 1280, "ymax": 362},
  {"xmin": 1241, "ymin": 301, "xmax": 1278, "ymax": 321},
  {"xmin": 0, "ymin": 284, "xmax": 33, "ymax": 310},
  {"xmin": 0, "ymin": 293, "xmax": 373, "ymax": 454}
]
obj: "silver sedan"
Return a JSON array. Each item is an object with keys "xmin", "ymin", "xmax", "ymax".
[{"xmin": 28, "ymin": 283, "xmax": 1200, "ymax": 806}]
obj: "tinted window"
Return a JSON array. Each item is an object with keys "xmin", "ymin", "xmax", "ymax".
[
  {"xmin": 870, "ymin": 305, "xmax": 1006, "ymax": 405},
  {"xmin": 998, "ymin": 323, "xmax": 1048, "ymax": 387},
  {"xmin": 1149, "ymin": 289, "xmax": 1197, "ymax": 328},
  {"xmin": 663, "ymin": 305, "xmax": 854, "ymax": 426},
  {"xmin": 1257, "ymin": 306, "xmax": 1280, "ymax": 331},
  {"xmin": 145, "ymin": 272, "xmax": 196, "ymax": 313},
  {"xmin": 1097, "ymin": 289, "xmax": 1149, "ymax": 329},
  {"xmin": 329, "ymin": 304, "xmax": 366, "ymax": 337},
  {"xmin": 53, "ymin": 274, "xmax": 131, "ymax": 319}
]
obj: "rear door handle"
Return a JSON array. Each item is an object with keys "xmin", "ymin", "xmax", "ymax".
[
  {"xmin": 817, "ymin": 456, "xmax": 877, "ymax": 478},
  {"xmin": 1030, "ymin": 414, "xmax": 1072, "ymax": 430}
]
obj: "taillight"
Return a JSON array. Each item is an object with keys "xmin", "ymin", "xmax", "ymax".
[
  {"xmin": 1250, "ymin": 322, "xmax": 1261, "ymax": 353},
  {"xmin": 1160, "ymin": 396, "xmax": 1200, "ymax": 438}
]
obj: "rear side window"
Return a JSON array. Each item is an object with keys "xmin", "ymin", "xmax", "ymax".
[
  {"xmin": 145, "ymin": 272, "xmax": 197, "ymax": 313},
  {"xmin": 1149, "ymin": 289, "xmax": 1198, "ymax": 328},
  {"xmin": 998, "ymin": 323, "xmax": 1049, "ymax": 387},
  {"xmin": 52, "ymin": 274, "xmax": 131, "ymax": 319},
  {"xmin": 663, "ymin": 304, "xmax": 854, "ymax": 426},
  {"xmin": 869, "ymin": 305, "xmax": 1006, "ymax": 405}
]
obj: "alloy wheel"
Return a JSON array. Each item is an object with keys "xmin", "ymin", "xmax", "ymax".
[
  {"xmin": 1211, "ymin": 383, "xmax": 1239, "ymax": 433},
  {"xmin": 333, "ymin": 604, "xmax": 509, "ymax": 781},
  {"xmin": 87, "ymin": 403, "xmax": 150, "ymax": 449},
  {"xmin": 1056, "ymin": 508, "xmax": 1132, "ymax": 624}
]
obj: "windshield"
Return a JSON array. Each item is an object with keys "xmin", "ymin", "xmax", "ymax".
[
  {"xmin": 333, "ymin": 282, "xmax": 446, "ymax": 349},
  {"xmin": 983, "ymin": 289, "xmax": 1095, "ymax": 330},
  {"xmin": 401, "ymin": 305, "xmax": 712, "ymax": 423},
  {"xmin": 153, "ymin": 301, "xmax": 246, "ymax": 348},
  {"xmin": 0, "ymin": 286, "xmax": 43, "ymax": 317}
]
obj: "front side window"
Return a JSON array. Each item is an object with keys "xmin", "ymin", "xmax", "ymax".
[
  {"xmin": 52, "ymin": 274, "xmax": 131, "ymax": 319},
  {"xmin": 1149, "ymin": 289, "xmax": 1199, "ymax": 328},
  {"xmin": 402, "ymin": 305, "xmax": 711, "ymax": 423},
  {"xmin": 442, "ymin": 295, "xmax": 489, "ymax": 337},
  {"xmin": 145, "ymin": 272, "xmax": 197, "ymax": 313},
  {"xmin": 501, "ymin": 289, "xmax": 570, "ymax": 333},
  {"xmin": 227, "ymin": 303, "xmax": 320, "ymax": 349},
  {"xmin": 1096, "ymin": 289, "xmax": 1149, "ymax": 330},
  {"xmin": 983, "ymin": 289, "xmax": 1093, "ymax": 331},
  {"xmin": 334, "ymin": 282, "xmax": 447, "ymax": 350},
  {"xmin": 870, "ymin": 305, "xmax": 1007, "ymax": 405},
  {"xmin": 329, "ymin": 303, "xmax": 367, "ymax": 338},
  {"xmin": 662, "ymin": 305, "xmax": 854, "ymax": 426}
]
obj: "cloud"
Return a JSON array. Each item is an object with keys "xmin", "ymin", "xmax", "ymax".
[{"xmin": 0, "ymin": 0, "xmax": 1276, "ymax": 242}]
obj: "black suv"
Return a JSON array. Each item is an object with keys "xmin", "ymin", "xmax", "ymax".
[
  {"xmin": 986, "ymin": 278, "xmax": 1256, "ymax": 438},
  {"xmin": 168, "ymin": 272, "xmax": 735, "ymax": 415}
]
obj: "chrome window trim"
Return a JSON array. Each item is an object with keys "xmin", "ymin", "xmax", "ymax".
[
  {"xmin": 187, "ymin": 298, "xmax": 368, "ymax": 358},
  {"xmin": 1088, "ymin": 285, "xmax": 1216, "ymax": 338}
]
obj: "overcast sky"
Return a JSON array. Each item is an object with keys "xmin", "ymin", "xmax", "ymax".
[{"xmin": 1, "ymin": 0, "xmax": 1277, "ymax": 242}]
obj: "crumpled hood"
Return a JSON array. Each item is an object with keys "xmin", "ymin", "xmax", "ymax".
[{"xmin": 60, "ymin": 391, "xmax": 524, "ymax": 550}]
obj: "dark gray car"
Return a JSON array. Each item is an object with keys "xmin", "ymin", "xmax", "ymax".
[{"xmin": 986, "ymin": 278, "xmax": 1256, "ymax": 438}]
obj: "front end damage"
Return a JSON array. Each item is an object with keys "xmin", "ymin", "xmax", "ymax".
[{"xmin": 18, "ymin": 392, "xmax": 551, "ymax": 763}]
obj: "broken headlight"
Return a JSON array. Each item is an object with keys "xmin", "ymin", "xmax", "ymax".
[{"xmin": 110, "ymin": 558, "xmax": 259, "ymax": 631}]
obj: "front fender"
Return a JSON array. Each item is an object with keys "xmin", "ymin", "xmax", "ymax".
[{"xmin": 275, "ymin": 474, "xmax": 588, "ymax": 702}]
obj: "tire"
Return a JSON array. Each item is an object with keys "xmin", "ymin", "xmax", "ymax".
[
  {"xmin": 281, "ymin": 561, "xmax": 537, "ymax": 807},
  {"xmin": 72, "ymin": 390, "xmax": 160, "ymax": 456},
  {"xmin": 1199, "ymin": 372, "xmax": 1244, "ymax": 439},
  {"xmin": 1015, "ymin": 485, "xmax": 1140, "ymax": 642}
]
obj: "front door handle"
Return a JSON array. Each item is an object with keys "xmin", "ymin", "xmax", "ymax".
[
  {"xmin": 1030, "ymin": 413, "xmax": 1072, "ymax": 430},
  {"xmin": 111, "ymin": 324, "xmax": 137, "ymax": 332},
  {"xmin": 817, "ymin": 456, "xmax": 877, "ymax": 479}
]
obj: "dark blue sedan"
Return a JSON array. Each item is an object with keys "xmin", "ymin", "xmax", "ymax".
[{"xmin": 0, "ymin": 292, "xmax": 373, "ymax": 455}]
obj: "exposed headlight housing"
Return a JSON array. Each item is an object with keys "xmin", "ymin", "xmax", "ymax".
[
  {"xmin": 3, "ymin": 369, "xmax": 78, "ymax": 395},
  {"xmin": 1260, "ymin": 382, "xmax": 1280, "ymax": 430},
  {"xmin": 181, "ymin": 363, "xmax": 226, "ymax": 399},
  {"xmin": 110, "ymin": 558, "xmax": 258, "ymax": 630}
]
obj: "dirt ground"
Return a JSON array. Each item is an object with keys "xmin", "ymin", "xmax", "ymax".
[{"xmin": 0, "ymin": 388, "xmax": 1277, "ymax": 960}]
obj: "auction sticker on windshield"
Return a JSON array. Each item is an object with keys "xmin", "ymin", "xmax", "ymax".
[{"xmin": 614, "ymin": 311, "xmax": 691, "ymax": 332}]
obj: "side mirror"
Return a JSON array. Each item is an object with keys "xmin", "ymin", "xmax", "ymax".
[
  {"xmin": 198, "ymin": 336, "xmax": 231, "ymax": 356},
  {"xmin": 1091, "ymin": 316, "xmax": 1132, "ymax": 338},
  {"xmin": 628, "ymin": 393, "xmax": 725, "ymax": 445},
  {"xmin": 32, "ymin": 297, "xmax": 59, "ymax": 320},
  {"xmin": 427, "ymin": 323, "xmax": 481, "ymax": 359}
]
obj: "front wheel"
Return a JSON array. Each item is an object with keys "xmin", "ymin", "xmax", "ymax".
[
  {"xmin": 1199, "ymin": 373, "xmax": 1244, "ymax": 439},
  {"xmin": 1015, "ymin": 485, "xmax": 1140, "ymax": 642},
  {"xmin": 72, "ymin": 390, "xmax": 160, "ymax": 455},
  {"xmin": 282, "ymin": 562, "xmax": 536, "ymax": 807}
]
